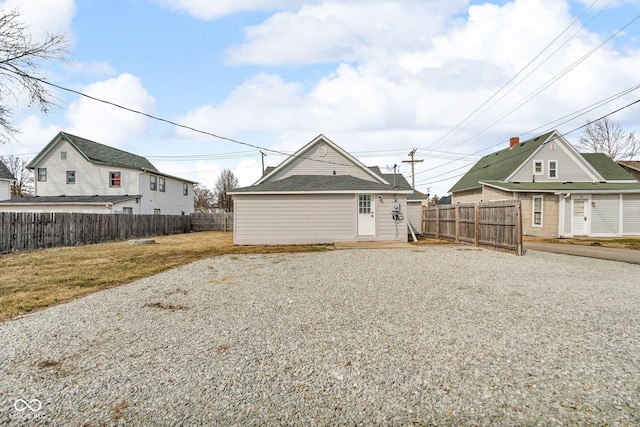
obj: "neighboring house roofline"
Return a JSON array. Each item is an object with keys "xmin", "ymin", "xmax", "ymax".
[
  {"xmin": 618, "ymin": 160, "xmax": 640, "ymax": 172},
  {"xmin": 481, "ymin": 180, "xmax": 640, "ymax": 193},
  {"xmin": 229, "ymin": 190, "xmax": 414, "ymax": 195},
  {"xmin": 505, "ymin": 131, "xmax": 605, "ymax": 183},
  {"xmin": 255, "ymin": 134, "xmax": 390, "ymax": 186},
  {"xmin": 0, "ymin": 161, "xmax": 16, "ymax": 181},
  {"xmin": 141, "ymin": 168, "xmax": 199, "ymax": 184}
]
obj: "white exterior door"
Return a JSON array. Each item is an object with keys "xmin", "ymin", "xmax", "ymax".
[
  {"xmin": 572, "ymin": 198, "xmax": 589, "ymax": 236},
  {"xmin": 357, "ymin": 195, "xmax": 375, "ymax": 236}
]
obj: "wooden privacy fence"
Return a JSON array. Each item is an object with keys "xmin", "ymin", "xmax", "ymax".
[
  {"xmin": 190, "ymin": 212, "xmax": 233, "ymax": 232},
  {"xmin": 0, "ymin": 212, "xmax": 192, "ymax": 254},
  {"xmin": 422, "ymin": 201, "xmax": 523, "ymax": 255}
]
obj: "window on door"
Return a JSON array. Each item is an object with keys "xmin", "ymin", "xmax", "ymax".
[
  {"xmin": 532, "ymin": 196, "xmax": 543, "ymax": 226},
  {"xmin": 358, "ymin": 195, "xmax": 371, "ymax": 214}
]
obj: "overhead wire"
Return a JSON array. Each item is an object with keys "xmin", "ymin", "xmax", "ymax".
[
  {"xmin": 415, "ymin": 96, "xmax": 640, "ymax": 187},
  {"xmin": 423, "ymin": 0, "xmax": 605, "ymax": 152}
]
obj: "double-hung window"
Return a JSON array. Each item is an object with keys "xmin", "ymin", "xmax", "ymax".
[
  {"xmin": 66, "ymin": 171, "xmax": 76, "ymax": 184},
  {"xmin": 532, "ymin": 196, "xmax": 543, "ymax": 227},
  {"xmin": 548, "ymin": 161, "xmax": 557, "ymax": 179},
  {"xmin": 183, "ymin": 183, "xmax": 188, "ymax": 196},
  {"xmin": 37, "ymin": 168, "xmax": 47, "ymax": 182},
  {"xmin": 150, "ymin": 175, "xmax": 157, "ymax": 191},
  {"xmin": 159, "ymin": 177, "xmax": 166, "ymax": 192},
  {"xmin": 110, "ymin": 172, "xmax": 121, "ymax": 187}
]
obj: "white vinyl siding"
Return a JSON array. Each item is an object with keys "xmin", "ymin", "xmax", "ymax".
[
  {"xmin": 591, "ymin": 194, "xmax": 620, "ymax": 236},
  {"xmin": 511, "ymin": 141, "xmax": 593, "ymax": 183},
  {"xmin": 0, "ymin": 180, "xmax": 10, "ymax": 201},
  {"xmin": 234, "ymin": 194, "xmax": 355, "ymax": 244},
  {"xmin": 268, "ymin": 144, "xmax": 379, "ymax": 183},
  {"xmin": 233, "ymin": 194, "xmax": 408, "ymax": 245},
  {"xmin": 623, "ymin": 194, "xmax": 640, "ymax": 234},
  {"xmin": 563, "ymin": 198, "xmax": 572, "ymax": 235}
]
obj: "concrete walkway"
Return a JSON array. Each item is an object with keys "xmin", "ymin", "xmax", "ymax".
[{"xmin": 524, "ymin": 241, "xmax": 640, "ymax": 265}]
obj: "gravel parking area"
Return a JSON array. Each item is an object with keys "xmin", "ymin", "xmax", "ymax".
[{"xmin": 1, "ymin": 246, "xmax": 639, "ymax": 426}]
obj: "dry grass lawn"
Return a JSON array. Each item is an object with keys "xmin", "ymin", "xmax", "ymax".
[{"xmin": 0, "ymin": 232, "xmax": 328, "ymax": 321}]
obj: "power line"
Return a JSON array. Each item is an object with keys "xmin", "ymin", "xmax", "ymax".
[
  {"xmin": 424, "ymin": 0, "xmax": 606, "ymax": 152},
  {"xmin": 33, "ymin": 77, "xmax": 356, "ymax": 170},
  {"xmin": 415, "ymin": 97, "xmax": 640, "ymax": 188}
]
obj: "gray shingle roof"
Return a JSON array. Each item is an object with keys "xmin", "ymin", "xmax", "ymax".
[
  {"xmin": 27, "ymin": 132, "xmax": 158, "ymax": 171},
  {"xmin": 0, "ymin": 161, "xmax": 16, "ymax": 180},
  {"xmin": 232, "ymin": 173, "xmax": 412, "ymax": 193}
]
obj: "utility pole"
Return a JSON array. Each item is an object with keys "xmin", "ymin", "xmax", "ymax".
[
  {"xmin": 402, "ymin": 148, "xmax": 423, "ymax": 190},
  {"xmin": 260, "ymin": 151, "xmax": 267, "ymax": 175}
]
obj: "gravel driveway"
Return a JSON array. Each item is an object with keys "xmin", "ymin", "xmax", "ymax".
[{"xmin": 1, "ymin": 246, "xmax": 639, "ymax": 426}]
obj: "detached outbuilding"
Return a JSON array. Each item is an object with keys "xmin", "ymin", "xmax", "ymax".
[{"xmin": 229, "ymin": 135, "xmax": 414, "ymax": 245}]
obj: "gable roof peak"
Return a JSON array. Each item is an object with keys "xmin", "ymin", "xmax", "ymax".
[{"xmin": 255, "ymin": 134, "xmax": 389, "ymax": 186}]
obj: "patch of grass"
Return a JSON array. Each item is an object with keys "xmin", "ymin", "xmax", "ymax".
[{"xmin": 0, "ymin": 231, "xmax": 328, "ymax": 321}]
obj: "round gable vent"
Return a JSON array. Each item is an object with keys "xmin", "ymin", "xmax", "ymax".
[{"xmin": 316, "ymin": 145, "xmax": 328, "ymax": 157}]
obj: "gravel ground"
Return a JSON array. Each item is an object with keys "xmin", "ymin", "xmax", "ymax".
[{"xmin": 1, "ymin": 246, "xmax": 639, "ymax": 426}]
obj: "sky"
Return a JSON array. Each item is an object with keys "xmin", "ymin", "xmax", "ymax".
[{"xmin": 2, "ymin": 0, "xmax": 640, "ymax": 197}]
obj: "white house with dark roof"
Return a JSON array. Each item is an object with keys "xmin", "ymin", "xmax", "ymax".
[
  {"xmin": 449, "ymin": 130, "xmax": 640, "ymax": 238},
  {"xmin": 0, "ymin": 132, "xmax": 196, "ymax": 215},
  {"xmin": 0, "ymin": 160, "xmax": 16, "ymax": 201},
  {"xmin": 230, "ymin": 134, "xmax": 415, "ymax": 245}
]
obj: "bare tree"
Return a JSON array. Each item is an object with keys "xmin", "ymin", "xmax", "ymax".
[
  {"xmin": 577, "ymin": 117, "xmax": 640, "ymax": 160},
  {"xmin": 193, "ymin": 183, "xmax": 215, "ymax": 211},
  {"xmin": 0, "ymin": 9, "xmax": 69, "ymax": 143},
  {"xmin": 1, "ymin": 154, "xmax": 32, "ymax": 197},
  {"xmin": 214, "ymin": 169, "xmax": 238, "ymax": 212}
]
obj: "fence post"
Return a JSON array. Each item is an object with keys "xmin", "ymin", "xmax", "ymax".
[
  {"xmin": 435, "ymin": 206, "xmax": 440, "ymax": 239},
  {"xmin": 515, "ymin": 200, "xmax": 523, "ymax": 256},
  {"xmin": 454, "ymin": 204, "xmax": 460, "ymax": 242},
  {"xmin": 474, "ymin": 203, "xmax": 480, "ymax": 247}
]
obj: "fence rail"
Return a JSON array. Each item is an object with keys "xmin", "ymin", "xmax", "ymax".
[
  {"xmin": 191, "ymin": 212, "xmax": 233, "ymax": 232},
  {"xmin": 0, "ymin": 212, "xmax": 192, "ymax": 254},
  {"xmin": 422, "ymin": 201, "xmax": 523, "ymax": 255}
]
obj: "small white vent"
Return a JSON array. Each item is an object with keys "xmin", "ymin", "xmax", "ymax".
[{"xmin": 60, "ymin": 151, "xmax": 67, "ymax": 160}]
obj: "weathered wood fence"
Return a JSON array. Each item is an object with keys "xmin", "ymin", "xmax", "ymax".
[
  {"xmin": 422, "ymin": 201, "xmax": 523, "ymax": 255},
  {"xmin": 190, "ymin": 212, "xmax": 233, "ymax": 232},
  {"xmin": 0, "ymin": 212, "xmax": 192, "ymax": 254}
]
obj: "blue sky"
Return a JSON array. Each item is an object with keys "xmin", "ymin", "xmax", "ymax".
[{"xmin": 3, "ymin": 0, "xmax": 640, "ymax": 197}]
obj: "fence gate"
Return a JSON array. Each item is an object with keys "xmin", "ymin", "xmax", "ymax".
[{"xmin": 422, "ymin": 201, "xmax": 523, "ymax": 255}]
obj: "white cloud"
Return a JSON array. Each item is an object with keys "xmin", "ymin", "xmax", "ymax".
[
  {"xmin": 152, "ymin": 0, "xmax": 312, "ymax": 20},
  {"xmin": 228, "ymin": 0, "xmax": 468, "ymax": 65},
  {"xmin": 65, "ymin": 73, "xmax": 155, "ymax": 147},
  {"xmin": 172, "ymin": 0, "xmax": 640, "ymax": 196},
  {"xmin": 0, "ymin": 0, "xmax": 75, "ymax": 40}
]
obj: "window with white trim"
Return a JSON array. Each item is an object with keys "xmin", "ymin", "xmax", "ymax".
[
  {"xmin": 159, "ymin": 177, "xmax": 166, "ymax": 192},
  {"xmin": 533, "ymin": 161, "xmax": 543, "ymax": 175},
  {"xmin": 123, "ymin": 207, "xmax": 133, "ymax": 215},
  {"xmin": 110, "ymin": 171, "xmax": 121, "ymax": 187},
  {"xmin": 532, "ymin": 196, "xmax": 543, "ymax": 227},
  {"xmin": 154, "ymin": 209, "xmax": 161, "ymax": 215},
  {"xmin": 548, "ymin": 160, "xmax": 557, "ymax": 179},
  {"xmin": 183, "ymin": 183, "xmax": 188, "ymax": 196},
  {"xmin": 37, "ymin": 168, "xmax": 47, "ymax": 182},
  {"xmin": 66, "ymin": 170, "xmax": 76, "ymax": 184},
  {"xmin": 150, "ymin": 175, "xmax": 157, "ymax": 191}
]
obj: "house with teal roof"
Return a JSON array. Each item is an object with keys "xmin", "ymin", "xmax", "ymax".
[
  {"xmin": 0, "ymin": 132, "xmax": 197, "ymax": 215},
  {"xmin": 449, "ymin": 130, "xmax": 640, "ymax": 237}
]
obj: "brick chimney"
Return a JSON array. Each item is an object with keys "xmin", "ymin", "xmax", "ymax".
[{"xmin": 509, "ymin": 137, "xmax": 520, "ymax": 149}]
